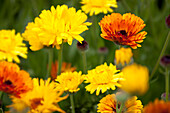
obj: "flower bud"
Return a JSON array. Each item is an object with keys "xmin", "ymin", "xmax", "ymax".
[
  {"xmin": 160, "ymin": 55, "xmax": 170, "ymax": 68},
  {"xmin": 166, "ymin": 15, "xmax": 170, "ymax": 28},
  {"xmin": 77, "ymin": 41, "xmax": 89, "ymax": 51},
  {"xmin": 161, "ymin": 93, "xmax": 170, "ymax": 101},
  {"xmin": 98, "ymin": 47, "xmax": 108, "ymax": 55}
]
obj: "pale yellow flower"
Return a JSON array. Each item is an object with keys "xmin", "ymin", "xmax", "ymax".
[
  {"xmin": 10, "ymin": 78, "xmax": 68, "ymax": 113},
  {"xmin": 55, "ymin": 71, "xmax": 83, "ymax": 93},
  {"xmin": 84, "ymin": 63, "xmax": 125, "ymax": 95},
  {"xmin": 81, "ymin": 0, "xmax": 118, "ymax": 16},
  {"xmin": 115, "ymin": 47, "xmax": 133, "ymax": 66},
  {"xmin": 0, "ymin": 29, "xmax": 27, "ymax": 63},
  {"xmin": 120, "ymin": 63, "xmax": 149, "ymax": 95},
  {"xmin": 23, "ymin": 5, "xmax": 91, "ymax": 51}
]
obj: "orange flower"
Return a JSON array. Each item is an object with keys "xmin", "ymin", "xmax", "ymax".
[
  {"xmin": 0, "ymin": 61, "xmax": 33, "ymax": 97},
  {"xmin": 51, "ymin": 61, "xmax": 76, "ymax": 80},
  {"xmin": 143, "ymin": 99, "xmax": 170, "ymax": 113},
  {"xmin": 99, "ymin": 13, "xmax": 147, "ymax": 49}
]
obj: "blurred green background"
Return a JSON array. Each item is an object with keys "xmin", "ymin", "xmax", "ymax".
[{"xmin": 0, "ymin": 0, "xmax": 170, "ymax": 112}]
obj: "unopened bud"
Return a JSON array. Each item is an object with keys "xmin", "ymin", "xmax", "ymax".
[
  {"xmin": 160, "ymin": 55, "xmax": 170, "ymax": 68},
  {"xmin": 166, "ymin": 15, "xmax": 170, "ymax": 28},
  {"xmin": 77, "ymin": 41, "xmax": 89, "ymax": 51},
  {"xmin": 98, "ymin": 47, "xmax": 108, "ymax": 55},
  {"xmin": 161, "ymin": 93, "xmax": 170, "ymax": 101}
]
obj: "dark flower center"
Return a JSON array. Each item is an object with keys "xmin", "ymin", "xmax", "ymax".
[
  {"xmin": 4, "ymin": 80, "xmax": 12, "ymax": 85},
  {"xmin": 30, "ymin": 98, "xmax": 44, "ymax": 109},
  {"xmin": 119, "ymin": 30, "xmax": 127, "ymax": 36}
]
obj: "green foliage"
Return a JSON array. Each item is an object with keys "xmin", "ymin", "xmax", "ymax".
[{"xmin": 0, "ymin": 0, "xmax": 170, "ymax": 112}]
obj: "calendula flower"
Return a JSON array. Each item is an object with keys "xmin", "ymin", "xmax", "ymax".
[
  {"xmin": 0, "ymin": 29, "xmax": 27, "ymax": 63},
  {"xmin": 0, "ymin": 61, "xmax": 32, "ymax": 97},
  {"xmin": 115, "ymin": 47, "xmax": 133, "ymax": 66},
  {"xmin": 10, "ymin": 78, "xmax": 68, "ymax": 113},
  {"xmin": 51, "ymin": 61, "xmax": 76, "ymax": 80},
  {"xmin": 99, "ymin": 13, "xmax": 147, "ymax": 49},
  {"xmin": 81, "ymin": 0, "xmax": 118, "ymax": 16},
  {"xmin": 55, "ymin": 71, "xmax": 83, "ymax": 93},
  {"xmin": 120, "ymin": 63, "xmax": 149, "ymax": 95},
  {"xmin": 23, "ymin": 5, "xmax": 91, "ymax": 51},
  {"xmin": 97, "ymin": 94, "xmax": 143, "ymax": 113},
  {"xmin": 84, "ymin": 63, "xmax": 124, "ymax": 95},
  {"xmin": 143, "ymin": 99, "xmax": 170, "ymax": 113}
]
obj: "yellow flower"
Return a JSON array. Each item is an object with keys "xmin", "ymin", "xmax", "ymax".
[
  {"xmin": 120, "ymin": 63, "xmax": 149, "ymax": 95},
  {"xmin": 10, "ymin": 78, "xmax": 68, "ymax": 113},
  {"xmin": 51, "ymin": 61, "xmax": 76, "ymax": 80},
  {"xmin": 115, "ymin": 47, "xmax": 133, "ymax": 66},
  {"xmin": 0, "ymin": 29, "xmax": 27, "ymax": 63},
  {"xmin": 55, "ymin": 71, "xmax": 83, "ymax": 93},
  {"xmin": 143, "ymin": 99, "xmax": 170, "ymax": 113},
  {"xmin": 84, "ymin": 63, "xmax": 124, "ymax": 95},
  {"xmin": 23, "ymin": 5, "xmax": 91, "ymax": 51},
  {"xmin": 99, "ymin": 13, "xmax": 147, "ymax": 49},
  {"xmin": 0, "ymin": 61, "xmax": 33, "ymax": 97},
  {"xmin": 125, "ymin": 96, "xmax": 143, "ymax": 113},
  {"xmin": 97, "ymin": 94, "xmax": 143, "ymax": 113},
  {"xmin": 81, "ymin": 0, "xmax": 118, "ymax": 16}
]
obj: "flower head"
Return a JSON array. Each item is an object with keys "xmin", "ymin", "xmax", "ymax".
[
  {"xmin": 120, "ymin": 63, "xmax": 149, "ymax": 95},
  {"xmin": 143, "ymin": 99, "xmax": 170, "ymax": 113},
  {"xmin": 0, "ymin": 61, "xmax": 33, "ymax": 97},
  {"xmin": 81, "ymin": 0, "xmax": 118, "ymax": 16},
  {"xmin": 23, "ymin": 5, "xmax": 91, "ymax": 51},
  {"xmin": 97, "ymin": 94, "xmax": 143, "ymax": 113},
  {"xmin": 51, "ymin": 61, "xmax": 76, "ymax": 80},
  {"xmin": 99, "ymin": 13, "xmax": 147, "ymax": 49},
  {"xmin": 10, "ymin": 78, "xmax": 68, "ymax": 113},
  {"xmin": 55, "ymin": 71, "xmax": 83, "ymax": 93},
  {"xmin": 0, "ymin": 29, "xmax": 27, "ymax": 63},
  {"xmin": 115, "ymin": 47, "xmax": 133, "ymax": 66},
  {"xmin": 84, "ymin": 63, "xmax": 124, "ymax": 95}
]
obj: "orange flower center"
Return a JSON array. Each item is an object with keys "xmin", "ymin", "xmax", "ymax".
[{"xmin": 30, "ymin": 98, "xmax": 44, "ymax": 109}]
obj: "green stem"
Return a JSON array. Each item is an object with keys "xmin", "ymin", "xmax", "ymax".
[
  {"xmin": 0, "ymin": 92, "xmax": 2, "ymax": 100},
  {"xmin": 116, "ymin": 102, "xmax": 119, "ymax": 112},
  {"xmin": 121, "ymin": 0, "xmax": 131, "ymax": 12},
  {"xmin": 70, "ymin": 94, "xmax": 75, "ymax": 113},
  {"xmin": 165, "ymin": 68, "xmax": 169, "ymax": 102},
  {"xmin": 57, "ymin": 44, "xmax": 63, "ymax": 75},
  {"xmin": 118, "ymin": 103, "xmax": 124, "ymax": 113},
  {"xmin": 0, "ymin": 91, "xmax": 3, "ymax": 113},
  {"xmin": 82, "ymin": 51, "xmax": 87, "ymax": 74},
  {"xmin": 150, "ymin": 31, "xmax": 170, "ymax": 80},
  {"xmin": 91, "ymin": 15, "xmax": 98, "ymax": 49},
  {"xmin": 119, "ymin": 45, "xmax": 122, "ymax": 49},
  {"xmin": 46, "ymin": 48, "xmax": 53, "ymax": 79},
  {"xmin": 0, "ymin": 108, "xmax": 3, "ymax": 113},
  {"xmin": 100, "ymin": 55, "xmax": 104, "ymax": 64}
]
